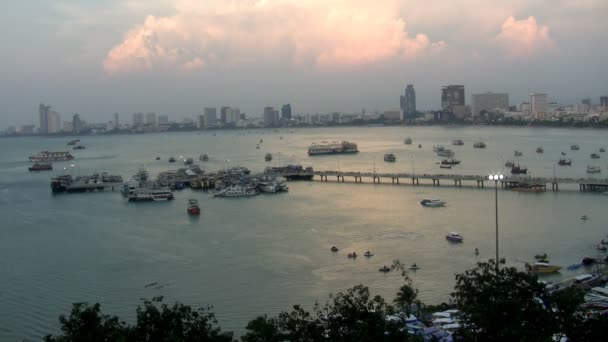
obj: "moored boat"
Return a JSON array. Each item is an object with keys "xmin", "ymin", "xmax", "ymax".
[
  {"xmin": 536, "ymin": 147, "xmax": 544, "ymax": 153},
  {"xmin": 404, "ymin": 138, "xmax": 413, "ymax": 145},
  {"xmin": 265, "ymin": 153, "xmax": 273, "ymax": 162},
  {"xmin": 558, "ymin": 159, "xmax": 572, "ymax": 166},
  {"xmin": 514, "ymin": 150, "xmax": 523, "ymax": 157},
  {"xmin": 452, "ymin": 139, "xmax": 464, "ymax": 146},
  {"xmin": 213, "ymin": 185, "xmax": 258, "ymax": 198},
  {"xmin": 441, "ymin": 159, "xmax": 460, "ymax": 165},
  {"xmin": 570, "ymin": 144, "xmax": 580, "ymax": 151},
  {"xmin": 586, "ymin": 165, "xmax": 601, "ymax": 173},
  {"xmin": 590, "ymin": 153, "xmax": 600, "ymax": 159},
  {"xmin": 473, "ymin": 141, "xmax": 486, "ymax": 148},
  {"xmin": 421, "ymin": 199, "xmax": 446, "ymax": 207},
  {"xmin": 128, "ymin": 188, "xmax": 174, "ymax": 202},
  {"xmin": 526, "ymin": 262, "xmax": 561, "ymax": 274},
  {"xmin": 187, "ymin": 199, "xmax": 201, "ymax": 215},
  {"xmin": 437, "ymin": 149, "xmax": 455, "ymax": 157},
  {"xmin": 184, "ymin": 157, "xmax": 194, "ymax": 165},
  {"xmin": 29, "ymin": 151, "xmax": 74, "ymax": 162},
  {"xmin": 199, "ymin": 154, "xmax": 209, "ymax": 161},
  {"xmin": 28, "ymin": 162, "xmax": 53, "ymax": 171},
  {"xmin": 308, "ymin": 141, "xmax": 358, "ymax": 155},
  {"xmin": 384, "ymin": 153, "xmax": 396, "ymax": 162},
  {"xmin": 446, "ymin": 232, "xmax": 463, "ymax": 242},
  {"xmin": 511, "ymin": 165, "xmax": 528, "ymax": 174}
]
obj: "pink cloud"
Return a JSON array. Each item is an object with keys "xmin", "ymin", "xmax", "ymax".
[
  {"xmin": 495, "ymin": 16, "xmax": 554, "ymax": 59},
  {"xmin": 102, "ymin": 0, "xmax": 446, "ymax": 74}
]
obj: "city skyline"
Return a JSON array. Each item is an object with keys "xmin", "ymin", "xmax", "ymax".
[{"xmin": 1, "ymin": 1, "xmax": 607, "ymax": 126}]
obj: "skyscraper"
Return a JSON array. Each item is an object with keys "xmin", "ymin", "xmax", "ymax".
[
  {"xmin": 400, "ymin": 85, "xmax": 416, "ymax": 119},
  {"xmin": 529, "ymin": 93, "xmax": 548, "ymax": 119},
  {"xmin": 158, "ymin": 115, "xmax": 169, "ymax": 125},
  {"xmin": 220, "ymin": 106, "xmax": 230, "ymax": 123},
  {"xmin": 204, "ymin": 107, "xmax": 217, "ymax": 128},
  {"xmin": 113, "ymin": 113, "xmax": 119, "ymax": 129},
  {"xmin": 132, "ymin": 113, "xmax": 144, "ymax": 127},
  {"xmin": 145, "ymin": 112, "xmax": 157, "ymax": 126},
  {"xmin": 39, "ymin": 103, "xmax": 51, "ymax": 134},
  {"xmin": 48, "ymin": 111, "xmax": 61, "ymax": 133},
  {"xmin": 72, "ymin": 113, "xmax": 82, "ymax": 133},
  {"xmin": 471, "ymin": 93, "xmax": 509, "ymax": 117},
  {"xmin": 441, "ymin": 85, "xmax": 465, "ymax": 113},
  {"xmin": 264, "ymin": 107, "xmax": 275, "ymax": 126},
  {"xmin": 281, "ymin": 104, "xmax": 292, "ymax": 120},
  {"xmin": 601, "ymin": 96, "xmax": 608, "ymax": 108}
]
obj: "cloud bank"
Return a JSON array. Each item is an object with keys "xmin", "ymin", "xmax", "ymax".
[
  {"xmin": 103, "ymin": 0, "xmax": 446, "ymax": 74},
  {"xmin": 495, "ymin": 16, "xmax": 553, "ymax": 59}
]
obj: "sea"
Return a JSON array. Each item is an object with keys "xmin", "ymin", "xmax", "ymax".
[{"xmin": 0, "ymin": 126, "xmax": 607, "ymax": 340}]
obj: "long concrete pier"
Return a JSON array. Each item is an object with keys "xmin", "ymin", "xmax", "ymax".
[{"xmin": 277, "ymin": 170, "xmax": 608, "ymax": 192}]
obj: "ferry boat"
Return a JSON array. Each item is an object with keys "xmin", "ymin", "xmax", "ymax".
[
  {"xmin": 514, "ymin": 150, "xmax": 523, "ymax": 157},
  {"xmin": 587, "ymin": 165, "xmax": 601, "ymax": 173},
  {"xmin": 473, "ymin": 141, "xmax": 486, "ymax": 149},
  {"xmin": 187, "ymin": 199, "xmax": 201, "ymax": 215},
  {"xmin": 526, "ymin": 262, "xmax": 561, "ymax": 274},
  {"xmin": 29, "ymin": 151, "xmax": 74, "ymax": 162},
  {"xmin": 452, "ymin": 139, "xmax": 464, "ymax": 146},
  {"xmin": 384, "ymin": 153, "xmax": 396, "ymax": 162},
  {"xmin": 128, "ymin": 188, "xmax": 174, "ymax": 202},
  {"xmin": 213, "ymin": 185, "xmax": 258, "ymax": 197},
  {"xmin": 28, "ymin": 162, "xmax": 52, "ymax": 171},
  {"xmin": 590, "ymin": 153, "xmax": 600, "ymax": 159},
  {"xmin": 570, "ymin": 144, "xmax": 580, "ymax": 151},
  {"xmin": 308, "ymin": 141, "xmax": 358, "ymax": 155},
  {"xmin": 441, "ymin": 159, "xmax": 460, "ymax": 165},
  {"xmin": 511, "ymin": 165, "xmax": 528, "ymax": 174},
  {"xmin": 420, "ymin": 199, "xmax": 446, "ymax": 207},
  {"xmin": 265, "ymin": 153, "xmax": 273, "ymax": 162},
  {"xmin": 536, "ymin": 147, "xmax": 544, "ymax": 153},
  {"xmin": 558, "ymin": 159, "xmax": 572, "ymax": 166},
  {"xmin": 446, "ymin": 232, "xmax": 463, "ymax": 242},
  {"xmin": 404, "ymin": 137, "xmax": 413, "ymax": 145},
  {"xmin": 199, "ymin": 154, "xmax": 209, "ymax": 162}
]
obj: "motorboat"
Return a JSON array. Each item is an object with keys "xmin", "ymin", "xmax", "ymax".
[
  {"xmin": 404, "ymin": 138, "xmax": 413, "ymax": 145},
  {"xmin": 409, "ymin": 263, "xmax": 420, "ymax": 270},
  {"xmin": 440, "ymin": 165, "xmax": 452, "ymax": 169},
  {"xmin": 595, "ymin": 245, "xmax": 607, "ymax": 251},
  {"xmin": 421, "ymin": 199, "xmax": 446, "ymax": 207},
  {"xmin": 379, "ymin": 265, "xmax": 391, "ymax": 273},
  {"xmin": 384, "ymin": 153, "xmax": 396, "ymax": 162},
  {"xmin": 441, "ymin": 159, "xmax": 460, "ymax": 165},
  {"xmin": 433, "ymin": 145, "xmax": 446, "ymax": 152},
  {"xmin": 184, "ymin": 158, "xmax": 194, "ymax": 165},
  {"xmin": 534, "ymin": 253, "xmax": 548, "ymax": 260},
  {"xmin": 347, "ymin": 252, "xmax": 358, "ymax": 259},
  {"xmin": 452, "ymin": 139, "xmax": 464, "ymax": 146},
  {"xmin": 187, "ymin": 199, "xmax": 201, "ymax": 215},
  {"xmin": 437, "ymin": 149, "xmax": 455, "ymax": 157},
  {"xmin": 67, "ymin": 139, "xmax": 80, "ymax": 146},
  {"xmin": 590, "ymin": 153, "xmax": 600, "ymax": 159},
  {"xmin": 600, "ymin": 147, "xmax": 606, "ymax": 153},
  {"xmin": 330, "ymin": 246, "xmax": 339, "ymax": 252},
  {"xmin": 536, "ymin": 147, "xmax": 544, "ymax": 153},
  {"xmin": 168, "ymin": 157, "xmax": 176, "ymax": 163},
  {"xmin": 505, "ymin": 161, "xmax": 514, "ymax": 167},
  {"xmin": 199, "ymin": 154, "xmax": 209, "ymax": 161},
  {"xmin": 128, "ymin": 188, "xmax": 174, "ymax": 202},
  {"xmin": 265, "ymin": 153, "xmax": 273, "ymax": 162},
  {"xmin": 213, "ymin": 185, "xmax": 258, "ymax": 198},
  {"xmin": 586, "ymin": 165, "xmax": 601, "ymax": 174},
  {"xmin": 570, "ymin": 144, "xmax": 580, "ymax": 151},
  {"xmin": 511, "ymin": 165, "xmax": 528, "ymax": 174},
  {"xmin": 73, "ymin": 145, "xmax": 86, "ymax": 150},
  {"xmin": 155, "ymin": 156, "xmax": 161, "ymax": 160},
  {"xmin": 526, "ymin": 262, "xmax": 562, "ymax": 274},
  {"xmin": 446, "ymin": 232, "xmax": 463, "ymax": 242},
  {"xmin": 558, "ymin": 159, "xmax": 572, "ymax": 166},
  {"xmin": 364, "ymin": 251, "xmax": 374, "ymax": 257},
  {"xmin": 514, "ymin": 150, "xmax": 523, "ymax": 157},
  {"xmin": 28, "ymin": 162, "xmax": 53, "ymax": 171},
  {"xmin": 473, "ymin": 141, "xmax": 486, "ymax": 148},
  {"xmin": 580, "ymin": 215, "xmax": 589, "ymax": 220}
]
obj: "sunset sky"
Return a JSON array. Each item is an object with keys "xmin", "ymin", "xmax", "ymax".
[{"xmin": 1, "ymin": 0, "xmax": 607, "ymax": 125}]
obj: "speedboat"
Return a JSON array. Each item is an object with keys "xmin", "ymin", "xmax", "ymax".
[
  {"xmin": 384, "ymin": 153, "xmax": 396, "ymax": 162},
  {"xmin": 441, "ymin": 159, "xmax": 460, "ymax": 165},
  {"xmin": 330, "ymin": 246, "xmax": 339, "ymax": 252},
  {"xmin": 526, "ymin": 262, "xmax": 561, "ymax": 274},
  {"xmin": 421, "ymin": 199, "xmax": 446, "ymax": 207},
  {"xmin": 570, "ymin": 144, "xmax": 580, "ymax": 151},
  {"xmin": 364, "ymin": 251, "xmax": 374, "ymax": 257},
  {"xmin": 446, "ymin": 232, "xmax": 463, "ymax": 242},
  {"xmin": 558, "ymin": 159, "xmax": 572, "ymax": 166},
  {"xmin": 187, "ymin": 199, "xmax": 201, "ymax": 215},
  {"xmin": 590, "ymin": 153, "xmax": 600, "ymax": 159},
  {"xmin": 379, "ymin": 265, "xmax": 391, "ymax": 273}
]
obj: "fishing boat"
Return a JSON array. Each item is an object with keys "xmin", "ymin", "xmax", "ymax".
[
  {"xmin": 452, "ymin": 139, "xmax": 464, "ymax": 146},
  {"xmin": 168, "ymin": 157, "xmax": 176, "ymax": 163},
  {"xmin": 404, "ymin": 138, "xmax": 413, "ymax": 145},
  {"xmin": 440, "ymin": 165, "xmax": 452, "ymax": 169},
  {"xmin": 570, "ymin": 144, "xmax": 580, "ymax": 151},
  {"xmin": 364, "ymin": 251, "xmax": 374, "ymax": 257},
  {"xmin": 558, "ymin": 159, "xmax": 572, "ymax": 166},
  {"xmin": 187, "ymin": 199, "xmax": 201, "ymax": 215},
  {"xmin": 586, "ymin": 165, "xmax": 601, "ymax": 173},
  {"xmin": 600, "ymin": 147, "xmax": 606, "ymax": 153},
  {"xmin": 536, "ymin": 147, "xmax": 544, "ymax": 153},
  {"xmin": 265, "ymin": 153, "xmax": 273, "ymax": 162},
  {"xmin": 505, "ymin": 161, "xmax": 514, "ymax": 167},
  {"xmin": 446, "ymin": 232, "xmax": 463, "ymax": 242},
  {"xmin": 511, "ymin": 165, "xmax": 528, "ymax": 174},
  {"xmin": 526, "ymin": 262, "xmax": 562, "ymax": 274},
  {"xmin": 384, "ymin": 153, "xmax": 396, "ymax": 162},
  {"xmin": 514, "ymin": 150, "xmax": 523, "ymax": 157},
  {"xmin": 441, "ymin": 159, "xmax": 460, "ymax": 165},
  {"xmin": 590, "ymin": 153, "xmax": 600, "ymax": 159},
  {"xmin": 437, "ymin": 149, "xmax": 455, "ymax": 157},
  {"xmin": 330, "ymin": 246, "xmax": 339, "ymax": 252},
  {"xmin": 473, "ymin": 141, "xmax": 486, "ymax": 149},
  {"xmin": 28, "ymin": 162, "xmax": 53, "ymax": 171},
  {"xmin": 420, "ymin": 199, "xmax": 446, "ymax": 207}
]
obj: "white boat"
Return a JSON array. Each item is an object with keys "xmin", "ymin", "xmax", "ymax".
[
  {"xmin": 128, "ymin": 188, "xmax": 174, "ymax": 202},
  {"xmin": 384, "ymin": 153, "xmax": 396, "ymax": 162},
  {"xmin": 29, "ymin": 151, "xmax": 74, "ymax": 162},
  {"xmin": 570, "ymin": 144, "xmax": 580, "ymax": 151},
  {"xmin": 432, "ymin": 145, "xmax": 446, "ymax": 152},
  {"xmin": 214, "ymin": 185, "xmax": 258, "ymax": 197},
  {"xmin": 420, "ymin": 199, "xmax": 446, "ymax": 207},
  {"xmin": 587, "ymin": 165, "xmax": 601, "ymax": 173},
  {"xmin": 437, "ymin": 149, "xmax": 455, "ymax": 157},
  {"xmin": 446, "ymin": 232, "xmax": 463, "ymax": 242}
]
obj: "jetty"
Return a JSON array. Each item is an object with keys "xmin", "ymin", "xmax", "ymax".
[{"xmin": 273, "ymin": 169, "xmax": 608, "ymax": 192}]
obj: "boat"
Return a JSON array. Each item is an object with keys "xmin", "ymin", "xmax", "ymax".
[
  {"xmin": 404, "ymin": 138, "xmax": 413, "ymax": 145},
  {"xmin": 511, "ymin": 165, "xmax": 527, "ymax": 174},
  {"xmin": 256, "ymin": 144, "xmax": 260, "ymax": 149},
  {"xmin": 420, "ymin": 199, "xmax": 446, "ymax": 207},
  {"xmin": 379, "ymin": 265, "xmax": 391, "ymax": 273},
  {"xmin": 534, "ymin": 253, "xmax": 548, "ymax": 260},
  {"xmin": 586, "ymin": 165, "xmax": 601, "ymax": 173},
  {"xmin": 536, "ymin": 147, "xmax": 544, "ymax": 153},
  {"xmin": 73, "ymin": 145, "xmax": 85, "ymax": 150},
  {"xmin": 446, "ymin": 232, "xmax": 463, "ymax": 242},
  {"xmin": 418, "ymin": 144, "xmax": 422, "ymax": 148},
  {"xmin": 441, "ymin": 159, "xmax": 460, "ymax": 165},
  {"xmin": 330, "ymin": 246, "xmax": 339, "ymax": 252},
  {"xmin": 257, "ymin": 182, "xmax": 280, "ymax": 193},
  {"xmin": 601, "ymin": 239, "xmax": 608, "ymax": 245},
  {"xmin": 580, "ymin": 215, "xmax": 589, "ymax": 220},
  {"xmin": 265, "ymin": 153, "xmax": 273, "ymax": 162},
  {"xmin": 582, "ymin": 257, "xmax": 596, "ymax": 266},
  {"xmin": 561, "ymin": 152, "xmax": 566, "ymax": 156},
  {"xmin": 168, "ymin": 157, "xmax": 176, "ymax": 163},
  {"xmin": 67, "ymin": 139, "xmax": 80, "ymax": 146},
  {"xmin": 155, "ymin": 156, "xmax": 161, "ymax": 160},
  {"xmin": 440, "ymin": 165, "xmax": 452, "ymax": 169},
  {"xmin": 558, "ymin": 159, "xmax": 572, "ymax": 166},
  {"xmin": 260, "ymin": 139, "xmax": 263, "ymax": 143},
  {"xmin": 184, "ymin": 158, "xmax": 194, "ymax": 165},
  {"xmin": 570, "ymin": 145, "xmax": 580, "ymax": 151},
  {"xmin": 504, "ymin": 161, "xmax": 514, "ymax": 167},
  {"xmin": 308, "ymin": 141, "xmax": 358, "ymax": 155},
  {"xmin": 187, "ymin": 199, "xmax": 201, "ymax": 215},
  {"xmin": 590, "ymin": 153, "xmax": 600, "ymax": 159},
  {"xmin": 595, "ymin": 245, "xmax": 607, "ymax": 251},
  {"xmin": 525, "ymin": 262, "xmax": 561, "ymax": 274},
  {"xmin": 473, "ymin": 141, "xmax": 486, "ymax": 148},
  {"xmin": 384, "ymin": 153, "xmax": 396, "ymax": 162},
  {"xmin": 514, "ymin": 150, "xmax": 523, "ymax": 157},
  {"xmin": 29, "ymin": 151, "xmax": 74, "ymax": 162},
  {"xmin": 452, "ymin": 139, "xmax": 464, "ymax": 146},
  {"xmin": 432, "ymin": 145, "xmax": 446, "ymax": 152},
  {"xmin": 347, "ymin": 252, "xmax": 358, "ymax": 259},
  {"xmin": 511, "ymin": 183, "xmax": 545, "ymax": 192},
  {"xmin": 409, "ymin": 263, "xmax": 420, "ymax": 270},
  {"xmin": 199, "ymin": 154, "xmax": 209, "ymax": 161},
  {"xmin": 437, "ymin": 149, "xmax": 455, "ymax": 157},
  {"xmin": 213, "ymin": 185, "xmax": 258, "ymax": 198},
  {"xmin": 600, "ymin": 147, "xmax": 606, "ymax": 153},
  {"xmin": 128, "ymin": 188, "xmax": 174, "ymax": 202},
  {"xmin": 28, "ymin": 162, "xmax": 52, "ymax": 171},
  {"xmin": 364, "ymin": 251, "xmax": 374, "ymax": 257}
]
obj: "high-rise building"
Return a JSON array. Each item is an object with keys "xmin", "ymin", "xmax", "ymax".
[
  {"xmin": 231, "ymin": 108, "xmax": 241, "ymax": 123},
  {"xmin": 601, "ymin": 96, "xmax": 608, "ymax": 108},
  {"xmin": 132, "ymin": 113, "xmax": 144, "ymax": 127},
  {"xmin": 48, "ymin": 111, "xmax": 61, "ymax": 133},
  {"xmin": 113, "ymin": 113, "xmax": 119, "ymax": 128},
  {"xmin": 441, "ymin": 85, "xmax": 465, "ymax": 116},
  {"xmin": 471, "ymin": 92, "xmax": 509, "ymax": 117},
  {"xmin": 145, "ymin": 112, "xmax": 157, "ymax": 126},
  {"xmin": 264, "ymin": 107, "xmax": 275, "ymax": 126},
  {"xmin": 530, "ymin": 93, "xmax": 548, "ymax": 119},
  {"xmin": 220, "ymin": 106, "xmax": 230, "ymax": 123},
  {"xmin": 400, "ymin": 84, "xmax": 416, "ymax": 119},
  {"xmin": 281, "ymin": 104, "xmax": 292, "ymax": 120},
  {"xmin": 72, "ymin": 113, "xmax": 82, "ymax": 133},
  {"xmin": 158, "ymin": 115, "xmax": 169, "ymax": 125},
  {"xmin": 21, "ymin": 125, "xmax": 35, "ymax": 135},
  {"xmin": 582, "ymin": 99, "xmax": 591, "ymax": 106},
  {"xmin": 38, "ymin": 103, "xmax": 51, "ymax": 134},
  {"xmin": 204, "ymin": 107, "xmax": 217, "ymax": 128}
]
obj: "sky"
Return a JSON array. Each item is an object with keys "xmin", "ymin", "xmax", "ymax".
[{"xmin": 1, "ymin": 0, "xmax": 607, "ymax": 127}]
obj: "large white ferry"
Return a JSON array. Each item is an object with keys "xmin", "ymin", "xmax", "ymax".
[
  {"xmin": 29, "ymin": 151, "xmax": 74, "ymax": 162},
  {"xmin": 308, "ymin": 141, "xmax": 358, "ymax": 155},
  {"xmin": 213, "ymin": 185, "xmax": 258, "ymax": 197},
  {"xmin": 128, "ymin": 188, "xmax": 174, "ymax": 202}
]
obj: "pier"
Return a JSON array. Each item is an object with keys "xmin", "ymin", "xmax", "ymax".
[{"xmin": 276, "ymin": 170, "xmax": 608, "ymax": 192}]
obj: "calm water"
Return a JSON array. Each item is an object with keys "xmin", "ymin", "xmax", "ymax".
[{"xmin": 1, "ymin": 126, "xmax": 607, "ymax": 340}]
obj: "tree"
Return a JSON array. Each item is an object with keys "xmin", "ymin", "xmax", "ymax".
[
  {"xmin": 44, "ymin": 303, "xmax": 128, "ymax": 342},
  {"xmin": 452, "ymin": 259, "xmax": 556, "ymax": 341}
]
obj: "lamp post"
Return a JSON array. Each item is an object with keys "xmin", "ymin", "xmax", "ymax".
[{"xmin": 489, "ymin": 173, "xmax": 504, "ymax": 271}]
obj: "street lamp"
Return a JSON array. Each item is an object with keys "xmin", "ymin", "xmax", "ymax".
[{"xmin": 488, "ymin": 173, "xmax": 504, "ymax": 271}]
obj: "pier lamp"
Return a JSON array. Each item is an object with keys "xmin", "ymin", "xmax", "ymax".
[{"xmin": 489, "ymin": 174, "xmax": 503, "ymax": 271}]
